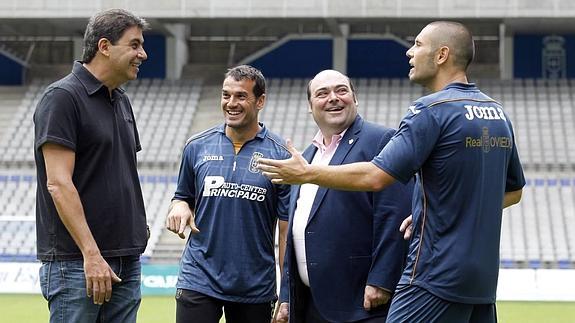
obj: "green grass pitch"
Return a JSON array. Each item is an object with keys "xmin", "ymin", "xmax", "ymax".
[{"xmin": 2, "ymin": 294, "xmax": 574, "ymax": 322}]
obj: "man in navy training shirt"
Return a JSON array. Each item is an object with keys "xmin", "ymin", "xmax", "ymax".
[
  {"xmin": 166, "ymin": 65, "xmax": 290, "ymax": 323},
  {"xmin": 258, "ymin": 21, "xmax": 525, "ymax": 323}
]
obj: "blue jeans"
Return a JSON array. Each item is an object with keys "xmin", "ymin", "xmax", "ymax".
[{"xmin": 39, "ymin": 255, "xmax": 142, "ymax": 323}]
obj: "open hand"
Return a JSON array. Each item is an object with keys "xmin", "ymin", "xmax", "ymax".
[{"xmin": 257, "ymin": 139, "xmax": 310, "ymax": 185}]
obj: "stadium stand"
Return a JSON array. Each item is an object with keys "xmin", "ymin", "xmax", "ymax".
[
  {"xmin": 263, "ymin": 77, "xmax": 575, "ymax": 173},
  {"xmin": 0, "ymin": 78, "xmax": 203, "ymax": 263},
  {"xmin": 500, "ymin": 176, "xmax": 575, "ymax": 269},
  {"xmin": 124, "ymin": 78, "xmax": 202, "ymax": 166},
  {"xmin": 0, "ymin": 78, "xmax": 202, "ymax": 168},
  {"xmin": 0, "ymin": 173, "xmax": 178, "ymax": 262},
  {"xmin": 0, "ymin": 77, "xmax": 573, "ymax": 269}
]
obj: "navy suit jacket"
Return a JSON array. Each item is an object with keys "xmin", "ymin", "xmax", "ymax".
[{"xmin": 279, "ymin": 115, "xmax": 413, "ymax": 322}]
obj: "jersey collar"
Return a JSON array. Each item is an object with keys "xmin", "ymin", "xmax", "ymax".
[
  {"xmin": 442, "ymin": 82, "xmax": 478, "ymax": 91},
  {"xmin": 216, "ymin": 122, "xmax": 268, "ymax": 140}
]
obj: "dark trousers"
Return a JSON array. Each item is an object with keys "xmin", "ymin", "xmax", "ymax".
[
  {"xmin": 386, "ymin": 285, "xmax": 497, "ymax": 323},
  {"xmin": 296, "ymin": 284, "xmax": 386, "ymax": 323},
  {"xmin": 175, "ymin": 288, "xmax": 274, "ymax": 323}
]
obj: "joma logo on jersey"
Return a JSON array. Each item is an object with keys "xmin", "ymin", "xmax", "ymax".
[
  {"xmin": 249, "ymin": 152, "xmax": 264, "ymax": 173},
  {"xmin": 464, "ymin": 105, "xmax": 507, "ymax": 121},
  {"xmin": 203, "ymin": 155, "xmax": 223, "ymax": 161},
  {"xmin": 408, "ymin": 105, "xmax": 421, "ymax": 115}
]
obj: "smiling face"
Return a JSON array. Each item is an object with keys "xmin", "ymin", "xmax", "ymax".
[
  {"xmin": 221, "ymin": 76, "xmax": 264, "ymax": 133},
  {"xmin": 406, "ymin": 24, "xmax": 439, "ymax": 88},
  {"xmin": 108, "ymin": 26, "xmax": 147, "ymax": 84},
  {"xmin": 308, "ymin": 70, "xmax": 358, "ymax": 138}
]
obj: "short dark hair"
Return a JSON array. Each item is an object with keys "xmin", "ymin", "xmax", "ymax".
[
  {"xmin": 306, "ymin": 75, "xmax": 357, "ymax": 102},
  {"xmin": 82, "ymin": 9, "xmax": 149, "ymax": 63},
  {"xmin": 428, "ymin": 21, "xmax": 475, "ymax": 70},
  {"xmin": 225, "ymin": 65, "xmax": 266, "ymax": 98}
]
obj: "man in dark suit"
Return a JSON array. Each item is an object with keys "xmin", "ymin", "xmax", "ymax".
[{"xmin": 274, "ymin": 70, "xmax": 413, "ymax": 323}]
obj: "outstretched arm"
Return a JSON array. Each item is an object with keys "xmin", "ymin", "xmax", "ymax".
[{"xmin": 258, "ymin": 140, "xmax": 396, "ymax": 191}]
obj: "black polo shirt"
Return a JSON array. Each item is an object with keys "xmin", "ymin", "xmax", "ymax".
[{"xmin": 34, "ymin": 61, "xmax": 147, "ymax": 261}]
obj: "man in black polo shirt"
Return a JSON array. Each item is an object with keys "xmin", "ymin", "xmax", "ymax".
[{"xmin": 33, "ymin": 9, "xmax": 149, "ymax": 323}]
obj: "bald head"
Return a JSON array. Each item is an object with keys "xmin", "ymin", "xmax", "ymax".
[
  {"xmin": 307, "ymin": 70, "xmax": 356, "ymax": 102},
  {"xmin": 426, "ymin": 21, "xmax": 475, "ymax": 70}
]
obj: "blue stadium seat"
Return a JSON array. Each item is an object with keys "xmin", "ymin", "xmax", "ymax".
[{"xmin": 528, "ymin": 260, "xmax": 542, "ymax": 269}]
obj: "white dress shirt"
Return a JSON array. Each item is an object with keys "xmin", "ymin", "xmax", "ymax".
[{"xmin": 292, "ymin": 129, "xmax": 346, "ymax": 286}]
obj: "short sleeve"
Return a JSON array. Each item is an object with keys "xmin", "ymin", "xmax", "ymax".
[
  {"xmin": 34, "ymin": 88, "xmax": 78, "ymax": 151},
  {"xmin": 127, "ymin": 99, "xmax": 142, "ymax": 152},
  {"xmin": 372, "ymin": 104, "xmax": 440, "ymax": 184},
  {"xmin": 505, "ymin": 123, "xmax": 526, "ymax": 192},
  {"xmin": 173, "ymin": 142, "xmax": 197, "ymax": 206},
  {"xmin": 274, "ymin": 148, "xmax": 291, "ymax": 222},
  {"xmin": 275, "ymin": 183, "xmax": 290, "ymax": 222}
]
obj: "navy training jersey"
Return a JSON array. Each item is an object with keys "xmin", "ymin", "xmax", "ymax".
[
  {"xmin": 174, "ymin": 123, "xmax": 290, "ymax": 303},
  {"xmin": 372, "ymin": 83, "xmax": 525, "ymax": 304}
]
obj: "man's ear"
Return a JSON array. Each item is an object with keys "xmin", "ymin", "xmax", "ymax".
[
  {"xmin": 256, "ymin": 93, "xmax": 266, "ymax": 110},
  {"xmin": 98, "ymin": 38, "xmax": 112, "ymax": 57},
  {"xmin": 436, "ymin": 46, "xmax": 449, "ymax": 66}
]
